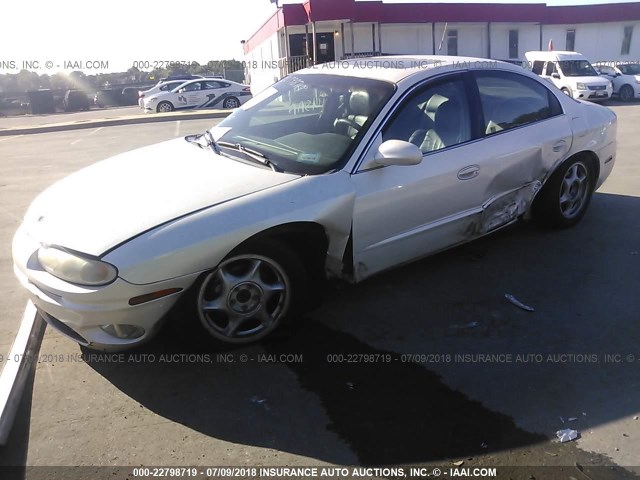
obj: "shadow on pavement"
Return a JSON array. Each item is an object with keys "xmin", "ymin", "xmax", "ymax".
[{"xmin": 0, "ymin": 361, "xmax": 35, "ymax": 478}]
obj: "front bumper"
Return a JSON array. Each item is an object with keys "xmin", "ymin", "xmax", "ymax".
[
  {"xmin": 12, "ymin": 225, "xmax": 198, "ymax": 351},
  {"xmin": 574, "ymin": 88, "xmax": 612, "ymax": 102}
]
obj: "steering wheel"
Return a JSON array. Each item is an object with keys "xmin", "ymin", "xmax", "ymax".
[{"xmin": 334, "ymin": 118, "xmax": 362, "ymax": 134}]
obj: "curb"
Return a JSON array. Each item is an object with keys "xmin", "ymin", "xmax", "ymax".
[
  {"xmin": 0, "ymin": 301, "xmax": 46, "ymax": 445},
  {"xmin": 0, "ymin": 110, "xmax": 231, "ymax": 136}
]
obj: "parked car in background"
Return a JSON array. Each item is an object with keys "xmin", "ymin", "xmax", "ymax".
[
  {"xmin": 594, "ymin": 62, "xmax": 640, "ymax": 102},
  {"xmin": 0, "ymin": 97, "xmax": 30, "ymax": 115},
  {"xmin": 94, "ymin": 89, "xmax": 123, "ymax": 108},
  {"xmin": 159, "ymin": 74, "xmax": 203, "ymax": 82},
  {"xmin": 525, "ymin": 51, "xmax": 612, "ymax": 102},
  {"xmin": 13, "ymin": 56, "xmax": 616, "ymax": 351},
  {"xmin": 121, "ymin": 87, "xmax": 141, "ymax": 106},
  {"xmin": 143, "ymin": 78, "xmax": 252, "ymax": 112},
  {"xmin": 63, "ymin": 90, "xmax": 91, "ymax": 111},
  {"xmin": 138, "ymin": 80, "xmax": 190, "ymax": 108}
]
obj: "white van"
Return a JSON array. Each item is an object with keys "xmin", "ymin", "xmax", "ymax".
[{"xmin": 524, "ymin": 51, "xmax": 612, "ymax": 102}]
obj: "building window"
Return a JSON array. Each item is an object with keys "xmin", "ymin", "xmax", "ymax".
[
  {"xmin": 566, "ymin": 29, "xmax": 576, "ymax": 51},
  {"xmin": 509, "ymin": 30, "xmax": 519, "ymax": 59},
  {"xmin": 447, "ymin": 29, "xmax": 458, "ymax": 56},
  {"xmin": 622, "ymin": 26, "xmax": 634, "ymax": 55}
]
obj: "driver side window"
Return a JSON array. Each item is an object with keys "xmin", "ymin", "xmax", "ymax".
[
  {"xmin": 184, "ymin": 82, "xmax": 201, "ymax": 92},
  {"xmin": 382, "ymin": 76, "xmax": 471, "ymax": 154}
]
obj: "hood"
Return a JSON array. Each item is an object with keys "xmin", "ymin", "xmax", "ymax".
[
  {"xmin": 572, "ymin": 76, "xmax": 610, "ymax": 85},
  {"xmin": 23, "ymin": 138, "xmax": 299, "ymax": 255}
]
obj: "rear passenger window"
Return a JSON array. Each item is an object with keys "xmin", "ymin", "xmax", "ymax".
[{"xmin": 474, "ymin": 71, "xmax": 562, "ymax": 136}]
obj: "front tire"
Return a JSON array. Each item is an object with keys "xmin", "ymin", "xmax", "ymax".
[
  {"xmin": 532, "ymin": 157, "xmax": 595, "ymax": 228},
  {"xmin": 196, "ymin": 241, "xmax": 308, "ymax": 344},
  {"xmin": 156, "ymin": 101, "xmax": 174, "ymax": 113},
  {"xmin": 619, "ymin": 84, "xmax": 634, "ymax": 102}
]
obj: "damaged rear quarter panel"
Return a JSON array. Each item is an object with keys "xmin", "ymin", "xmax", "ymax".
[{"xmin": 473, "ymin": 114, "xmax": 573, "ymax": 233}]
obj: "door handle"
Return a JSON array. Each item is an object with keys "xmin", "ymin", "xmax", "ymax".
[{"xmin": 458, "ymin": 165, "xmax": 480, "ymax": 180}]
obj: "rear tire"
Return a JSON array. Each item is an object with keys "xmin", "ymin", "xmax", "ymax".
[
  {"xmin": 156, "ymin": 101, "xmax": 174, "ymax": 113},
  {"xmin": 196, "ymin": 240, "xmax": 308, "ymax": 344},
  {"xmin": 532, "ymin": 156, "xmax": 595, "ymax": 228},
  {"xmin": 619, "ymin": 84, "xmax": 634, "ymax": 102},
  {"xmin": 223, "ymin": 97, "xmax": 240, "ymax": 109}
]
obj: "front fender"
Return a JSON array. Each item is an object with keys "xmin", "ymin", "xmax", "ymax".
[{"xmin": 103, "ymin": 172, "xmax": 356, "ymax": 285}]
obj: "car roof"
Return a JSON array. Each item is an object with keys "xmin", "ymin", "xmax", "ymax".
[
  {"xmin": 293, "ymin": 55, "xmax": 527, "ymax": 84},
  {"xmin": 525, "ymin": 51, "xmax": 586, "ymax": 61}
]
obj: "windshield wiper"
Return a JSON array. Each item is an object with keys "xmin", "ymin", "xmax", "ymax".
[{"xmin": 217, "ymin": 141, "xmax": 281, "ymax": 172}]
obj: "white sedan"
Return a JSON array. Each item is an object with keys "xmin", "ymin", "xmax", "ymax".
[
  {"xmin": 143, "ymin": 78, "xmax": 252, "ymax": 112},
  {"xmin": 137, "ymin": 79, "xmax": 194, "ymax": 108},
  {"xmin": 595, "ymin": 62, "xmax": 640, "ymax": 102},
  {"xmin": 13, "ymin": 56, "xmax": 617, "ymax": 351}
]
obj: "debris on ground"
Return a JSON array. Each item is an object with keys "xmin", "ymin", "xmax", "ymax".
[
  {"xmin": 250, "ymin": 396, "xmax": 270, "ymax": 410},
  {"xmin": 545, "ymin": 451, "xmax": 558, "ymax": 457},
  {"xmin": 504, "ymin": 293, "xmax": 535, "ymax": 312},
  {"xmin": 634, "ymin": 416, "xmax": 639, "ymax": 420},
  {"xmin": 557, "ymin": 429, "xmax": 579, "ymax": 443},
  {"xmin": 451, "ymin": 321, "xmax": 480, "ymax": 329},
  {"xmin": 452, "ymin": 461, "xmax": 464, "ymax": 466}
]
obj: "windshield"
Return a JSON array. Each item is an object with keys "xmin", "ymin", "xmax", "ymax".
[
  {"xmin": 558, "ymin": 60, "xmax": 598, "ymax": 77},
  {"xmin": 212, "ymin": 74, "xmax": 395, "ymax": 175},
  {"xmin": 619, "ymin": 64, "xmax": 640, "ymax": 75}
]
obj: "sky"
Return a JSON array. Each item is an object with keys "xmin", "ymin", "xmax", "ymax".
[{"xmin": 0, "ymin": 0, "xmax": 637, "ymax": 74}]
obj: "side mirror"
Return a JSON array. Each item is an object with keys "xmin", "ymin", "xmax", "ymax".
[
  {"xmin": 615, "ymin": 72, "xmax": 622, "ymax": 77},
  {"xmin": 178, "ymin": 88, "xmax": 185, "ymax": 93},
  {"xmin": 374, "ymin": 140, "xmax": 423, "ymax": 167},
  {"xmin": 552, "ymin": 73, "xmax": 561, "ymax": 79}
]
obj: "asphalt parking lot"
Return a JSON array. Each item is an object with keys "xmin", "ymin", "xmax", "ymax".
[{"xmin": 0, "ymin": 104, "xmax": 639, "ymax": 478}]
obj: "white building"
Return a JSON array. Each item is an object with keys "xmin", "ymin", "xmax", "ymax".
[{"xmin": 242, "ymin": 0, "xmax": 640, "ymax": 93}]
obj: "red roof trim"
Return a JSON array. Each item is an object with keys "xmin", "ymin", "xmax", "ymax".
[{"xmin": 244, "ymin": 0, "xmax": 640, "ymax": 54}]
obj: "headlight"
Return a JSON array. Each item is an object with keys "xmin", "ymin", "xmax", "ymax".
[
  {"xmin": 576, "ymin": 83, "xmax": 587, "ymax": 90},
  {"xmin": 37, "ymin": 246, "xmax": 118, "ymax": 286}
]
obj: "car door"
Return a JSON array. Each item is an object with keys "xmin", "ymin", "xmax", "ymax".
[
  {"xmin": 350, "ymin": 70, "xmax": 572, "ymax": 281},
  {"xmin": 177, "ymin": 81, "xmax": 205, "ymax": 108},
  {"xmin": 468, "ymin": 69, "xmax": 573, "ymax": 227},
  {"xmin": 197, "ymin": 81, "xmax": 224, "ymax": 108},
  {"xmin": 350, "ymin": 73, "xmax": 490, "ymax": 280}
]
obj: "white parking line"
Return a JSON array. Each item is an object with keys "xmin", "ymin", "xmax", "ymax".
[
  {"xmin": 0, "ymin": 135, "xmax": 24, "ymax": 143},
  {"xmin": 70, "ymin": 127, "xmax": 104, "ymax": 145},
  {"xmin": 175, "ymin": 121, "xmax": 181, "ymax": 137},
  {"xmin": 87, "ymin": 127, "xmax": 104, "ymax": 136}
]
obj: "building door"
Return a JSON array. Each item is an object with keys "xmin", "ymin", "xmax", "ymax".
[{"xmin": 289, "ymin": 33, "xmax": 335, "ymax": 63}]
